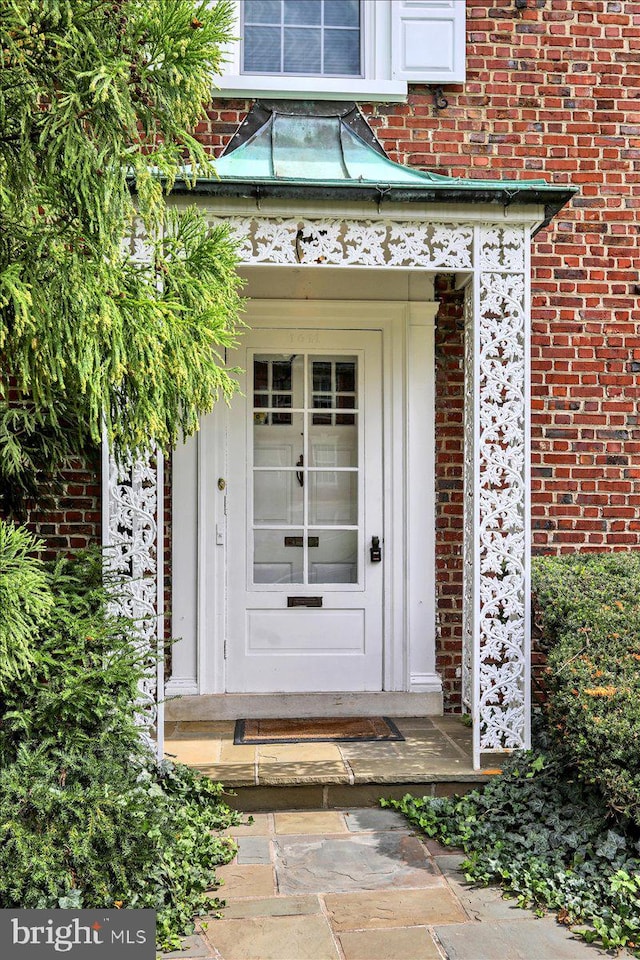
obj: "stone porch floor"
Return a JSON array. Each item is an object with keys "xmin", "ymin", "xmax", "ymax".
[{"xmin": 163, "ymin": 716, "xmax": 498, "ymax": 810}]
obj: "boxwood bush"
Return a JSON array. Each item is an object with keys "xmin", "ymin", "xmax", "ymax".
[{"xmin": 532, "ymin": 551, "xmax": 640, "ymax": 825}]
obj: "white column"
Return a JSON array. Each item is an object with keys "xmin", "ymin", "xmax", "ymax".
[
  {"xmin": 167, "ymin": 434, "xmax": 199, "ymax": 696},
  {"xmin": 407, "ymin": 303, "xmax": 439, "ymax": 690},
  {"xmin": 469, "ymin": 225, "xmax": 531, "ymax": 768}
]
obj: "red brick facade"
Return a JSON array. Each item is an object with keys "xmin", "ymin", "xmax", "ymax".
[
  {"xmin": 27, "ymin": 1, "xmax": 640, "ymax": 710},
  {"xmin": 25, "ymin": 454, "xmax": 102, "ymax": 559},
  {"xmin": 433, "ymin": 280, "xmax": 465, "ymax": 710}
]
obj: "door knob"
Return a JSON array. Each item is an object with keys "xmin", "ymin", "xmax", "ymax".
[{"xmin": 370, "ymin": 536, "xmax": 382, "ymax": 563}]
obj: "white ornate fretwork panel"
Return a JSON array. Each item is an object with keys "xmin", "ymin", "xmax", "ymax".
[
  {"xmin": 207, "ymin": 216, "xmax": 474, "ymax": 270},
  {"xmin": 472, "ymin": 225, "xmax": 530, "ymax": 765},
  {"xmin": 103, "ymin": 451, "xmax": 164, "ymax": 759},
  {"xmin": 462, "ymin": 288, "xmax": 474, "ymax": 714}
]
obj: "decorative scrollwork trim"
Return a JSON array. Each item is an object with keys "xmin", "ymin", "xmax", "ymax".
[
  {"xmin": 208, "ymin": 216, "xmax": 474, "ymax": 270},
  {"xmin": 103, "ymin": 446, "xmax": 164, "ymax": 759},
  {"xmin": 470, "ymin": 225, "xmax": 530, "ymax": 766}
]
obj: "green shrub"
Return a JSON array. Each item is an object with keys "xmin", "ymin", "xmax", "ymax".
[
  {"xmin": 385, "ymin": 751, "xmax": 640, "ymax": 955},
  {"xmin": 532, "ymin": 552, "xmax": 640, "ymax": 825},
  {"xmin": 0, "ymin": 522, "xmax": 52, "ymax": 689},
  {"xmin": 0, "ymin": 521, "xmax": 240, "ymax": 950}
]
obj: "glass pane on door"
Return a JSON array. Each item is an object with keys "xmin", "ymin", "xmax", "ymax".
[
  {"xmin": 308, "ymin": 471, "xmax": 357, "ymax": 525},
  {"xmin": 252, "ymin": 352, "xmax": 360, "ymax": 585},
  {"xmin": 254, "ymin": 413, "xmax": 304, "ymax": 467},
  {"xmin": 309, "ymin": 530, "xmax": 357, "ymax": 584},
  {"xmin": 254, "ymin": 470, "xmax": 303, "ymax": 525},
  {"xmin": 254, "ymin": 529, "xmax": 303, "ymax": 583},
  {"xmin": 309, "ymin": 417, "xmax": 358, "ymax": 467},
  {"xmin": 311, "ymin": 356, "xmax": 357, "ymax": 425}
]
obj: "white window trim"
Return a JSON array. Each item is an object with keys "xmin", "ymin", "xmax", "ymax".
[{"xmin": 216, "ymin": 1, "xmax": 408, "ymax": 101}]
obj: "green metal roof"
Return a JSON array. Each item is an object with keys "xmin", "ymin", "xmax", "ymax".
[
  {"xmin": 214, "ymin": 111, "xmax": 455, "ymax": 186},
  {"xmin": 172, "ymin": 102, "xmax": 576, "ymax": 229}
]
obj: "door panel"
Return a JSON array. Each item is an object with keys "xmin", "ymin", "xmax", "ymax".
[
  {"xmin": 226, "ymin": 328, "xmax": 383, "ymax": 693},
  {"xmin": 245, "ymin": 609, "xmax": 365, "ymax": 653}
]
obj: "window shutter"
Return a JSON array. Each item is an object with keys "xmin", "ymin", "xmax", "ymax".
[{"xmin": 391, "ymin": 0, "xmax": 466, "ymax": 83}]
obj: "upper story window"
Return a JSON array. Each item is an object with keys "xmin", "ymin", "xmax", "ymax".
[
  {"xmin": 243, "ymin": 0, "xmax": 362, "ymax": 78},
  {"xmin": 217, "ymin": 1, "xmax": 466, "ymax": 102}
]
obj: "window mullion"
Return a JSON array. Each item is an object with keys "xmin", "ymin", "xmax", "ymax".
[
  {"xmin": 303, "ymin": 355, "xmax": 309, "ymax": 586},
  {"xmin": 242, "ymin": 0, "xmax": 363, "ymax": 79},
  {"xmin": 280, "ymin": 0, "xmax": 284, "ymax": 75},
  {"xmin": 320, "ymin": 0, "xmax": 325, "ymax": 78}
]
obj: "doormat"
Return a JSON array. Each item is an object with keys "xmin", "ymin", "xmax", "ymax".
[{"xmin": 234, "ymin": 717, "xmax": 405, "ymax": 745}]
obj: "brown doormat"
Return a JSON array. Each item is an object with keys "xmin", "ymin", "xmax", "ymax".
[{"xmin": 234, "ymin": 716, "xmax": 404, "ymax": 745}]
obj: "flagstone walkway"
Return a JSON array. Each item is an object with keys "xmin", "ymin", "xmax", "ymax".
[{"xmin": 162, "ymin": 807, "xmax": 616, "ymax": 960}]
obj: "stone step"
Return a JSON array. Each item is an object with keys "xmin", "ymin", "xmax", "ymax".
[
  {"xmin": 165, "ymin": 691, "xmax": 443, "ymax": 721},
  {"xmin": 226, "ymin": 775, "xmax": 493, "ymax": 812},
  {"xmin": 165, "ymin": 715, "xmax": 502, "ymax": 812}
]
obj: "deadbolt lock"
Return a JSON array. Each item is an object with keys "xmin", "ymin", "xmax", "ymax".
[{"xmin": 370, "ymin": 536, "xmax": 382, "ymax": 563}]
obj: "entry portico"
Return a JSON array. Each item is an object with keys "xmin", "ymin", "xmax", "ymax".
[{"xmin": 104, "ymin": 102, "xmax": 574, "ymax": 767}]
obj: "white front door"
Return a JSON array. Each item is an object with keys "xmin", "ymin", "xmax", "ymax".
[{"xmin": 226, "ymin": 327, "xmax": 384, "ymax": 692}]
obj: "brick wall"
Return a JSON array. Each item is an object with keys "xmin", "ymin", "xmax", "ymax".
[
  {"xmin": 433, "ymin": 279, "xmax": 465, "ymax": 711},
  {"xmin": 197, "ymin": 0, "xmax": 640, "ymax": 708},
  {"xmin": 373, "ymin": 0, "xmax": 640, "ymax": 559},
  {"xmin": 24, "ymin": 453, "xmax": 102, "ymax": 559}
]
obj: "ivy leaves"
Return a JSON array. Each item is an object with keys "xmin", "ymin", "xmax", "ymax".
[
  {"xmin": 386, "ymin": 751, "xmax": 640, "ymax": 954},
  {"xmin": 391, "ymin": 556, "xmax": 640, "ymax": 954}
]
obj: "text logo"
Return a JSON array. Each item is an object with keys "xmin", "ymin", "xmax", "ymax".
[{"xmin": 0, "ymin": 910, "xmax": 155, "ymax": 958}]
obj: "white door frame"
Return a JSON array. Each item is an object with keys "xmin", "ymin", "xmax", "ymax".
[{"xmin": 169, "ymin": 298, "xmax": 439, "ymax": 697}]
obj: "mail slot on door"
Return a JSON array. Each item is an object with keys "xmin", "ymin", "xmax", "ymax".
[
  {"xmin": 284, "ymin": 536, "xmax": 320, "ymax": 548},
  {"xmin": 287, "ymin": 597, "xmax": 323, "ymax": 608}
]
